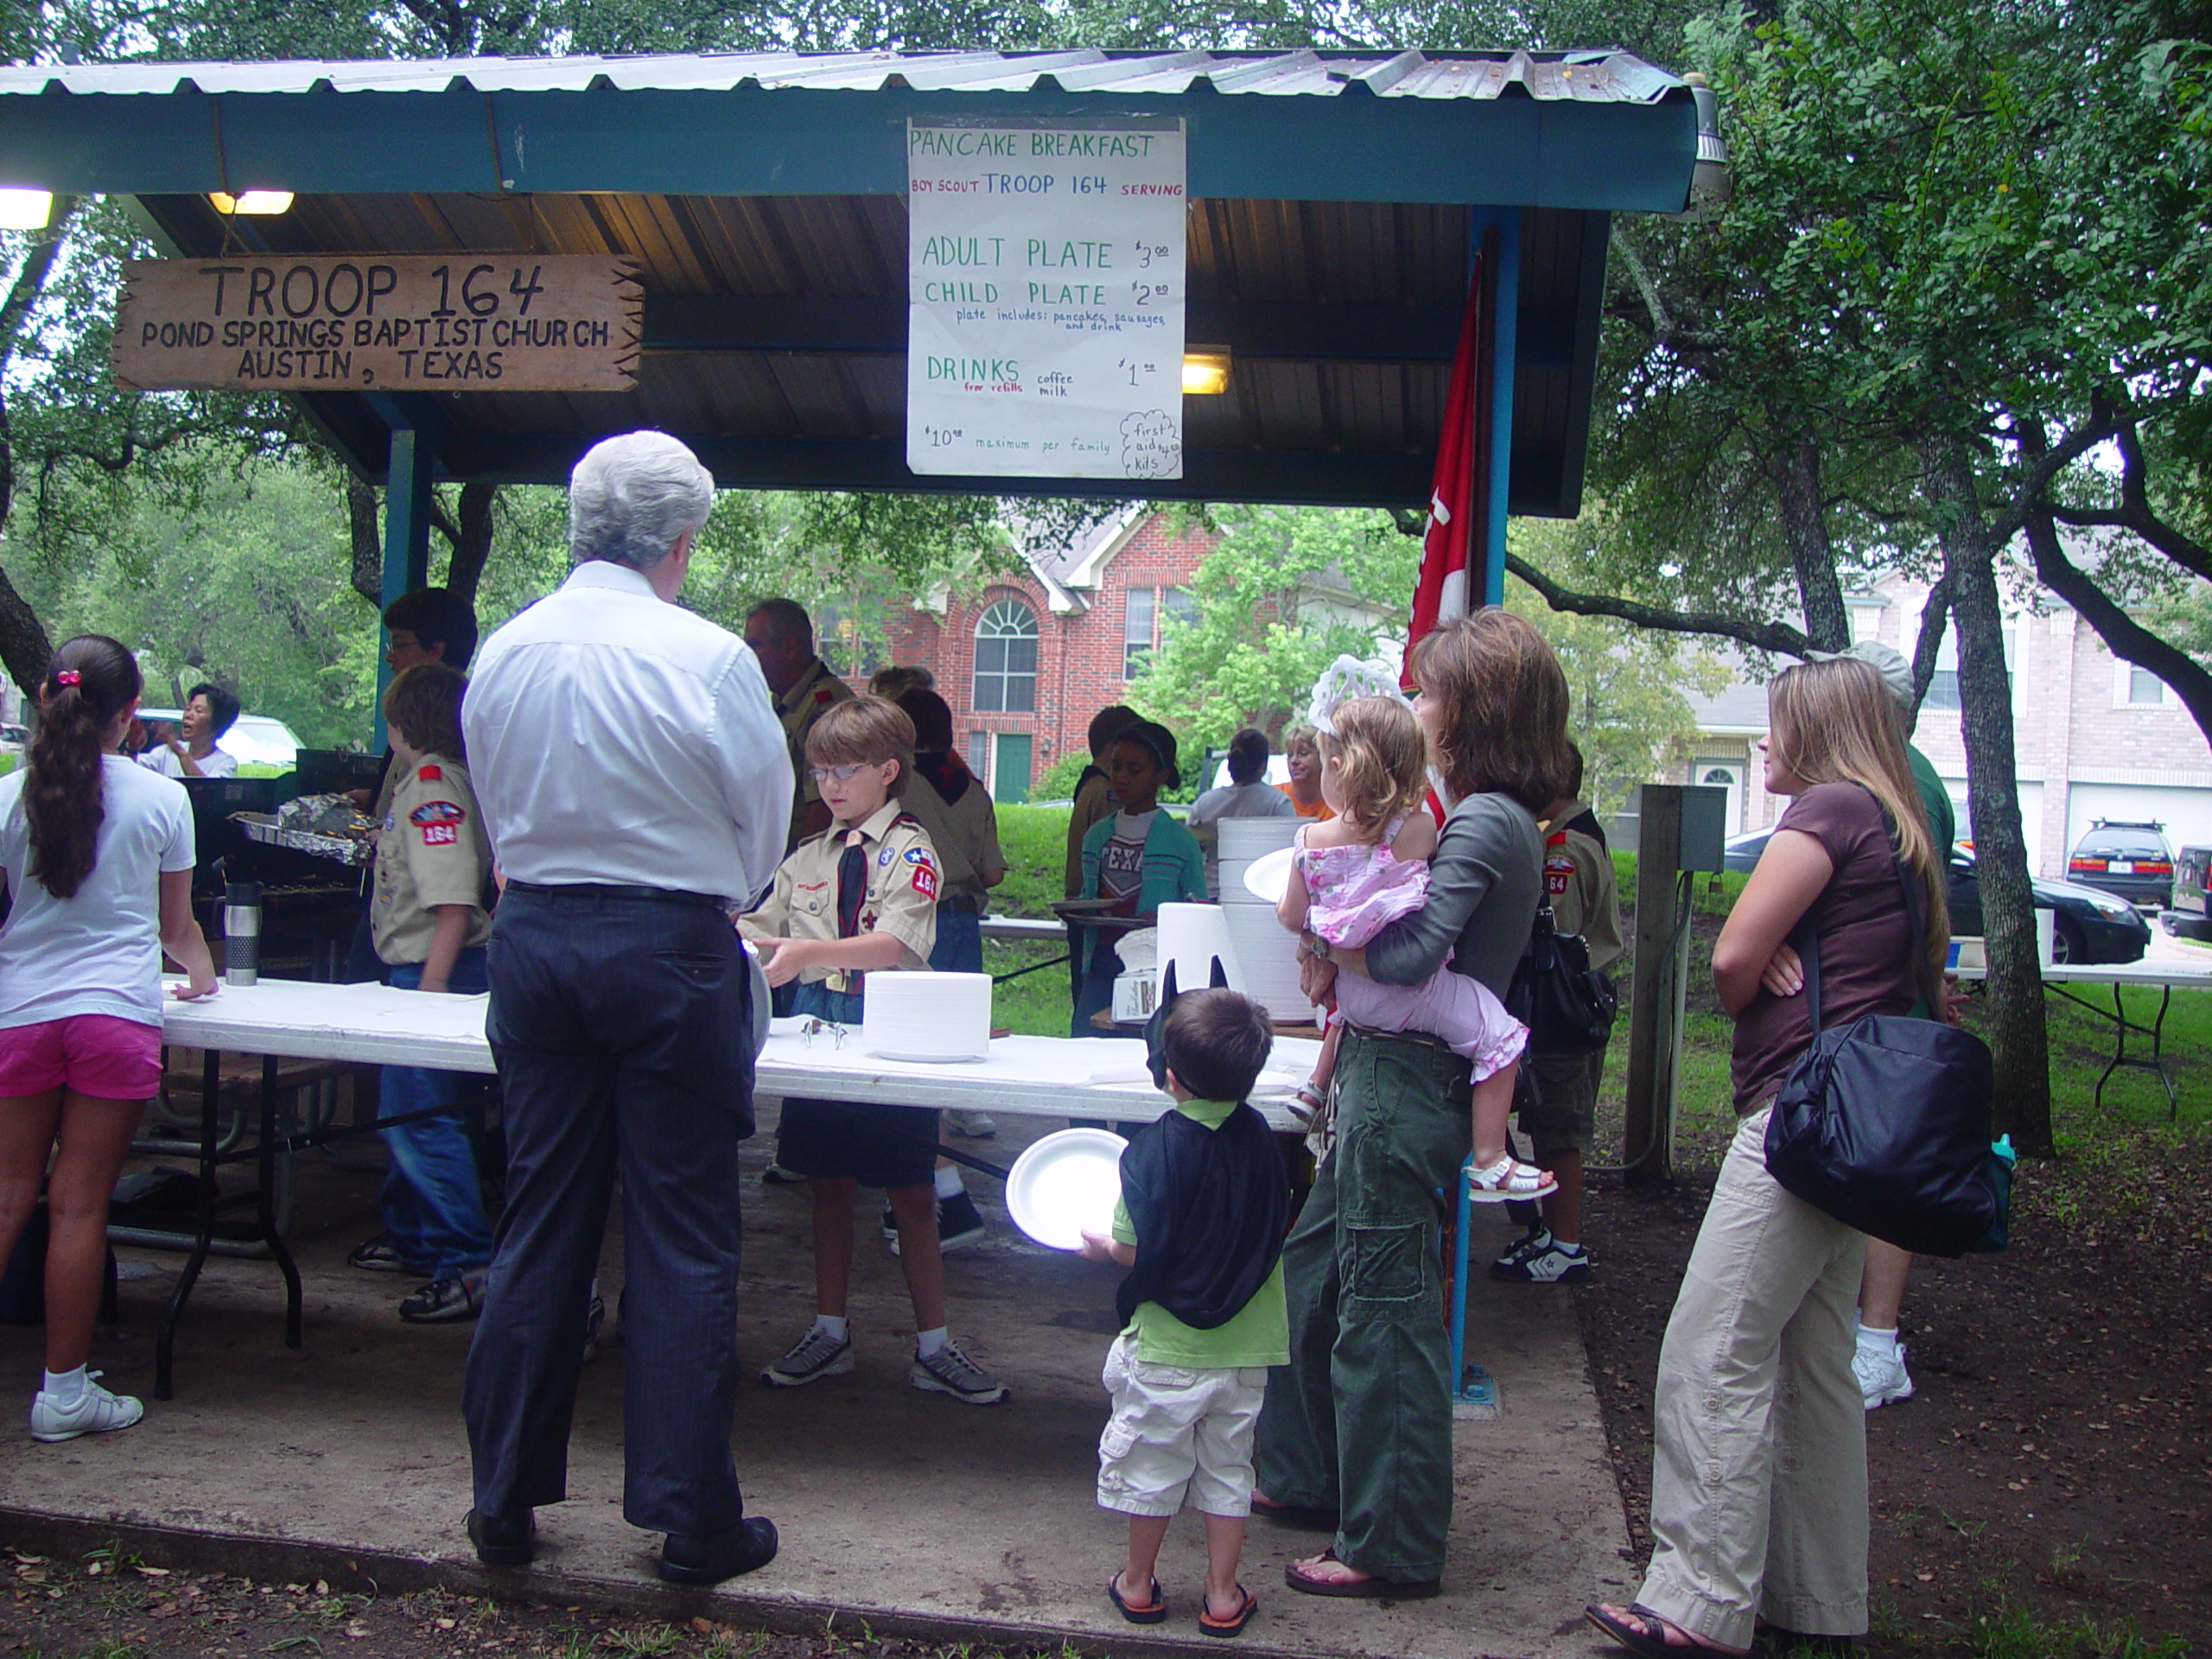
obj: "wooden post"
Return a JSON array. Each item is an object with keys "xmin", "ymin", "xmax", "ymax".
[
  {"xmin": 373, "ymin": 426, "xmax": 435, "ymax": 748},
  {"xmin": 1622, "ymin": 785, "xmax": 1690, "ymax": 1185}
]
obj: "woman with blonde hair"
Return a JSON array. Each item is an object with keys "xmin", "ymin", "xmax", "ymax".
[
  {"xmin": 1587, "ymin": 654, "xmax": 1946, "ymax": 1657},
  {"xmin": 1255, "ymin": 609, "xmax": 1566, "ymax": 1598}
]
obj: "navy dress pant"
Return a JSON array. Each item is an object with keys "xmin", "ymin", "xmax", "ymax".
[{"xmin": 463, "ymin": 885, "xmax": 755, "ymax": 1537}]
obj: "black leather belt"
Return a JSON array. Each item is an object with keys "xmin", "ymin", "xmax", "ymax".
[
  {"xmin": 938, "ymin": 894, "xmax": 982, "ymax": 915},
  {"xmin": 504, "ymin": 879, "xmax": 726, "ymax": 911}
]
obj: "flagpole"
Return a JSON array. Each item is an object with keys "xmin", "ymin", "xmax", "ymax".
[{"xmin": 1484, "ymin": 209, "xmax": 1520, "ymax": 608}]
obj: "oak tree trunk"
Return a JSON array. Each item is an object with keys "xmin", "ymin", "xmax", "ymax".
[
  {"xmin": 1771, "ymin": 429, "xmax": 1850, "ymax": 652},
  {"xmin": 1923, "ymin": 435, "xmax": 2053, "ymax": 1155}
]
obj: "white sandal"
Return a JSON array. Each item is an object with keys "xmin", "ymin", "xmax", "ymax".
[{"xmin": 1466, "ymin": 1154, "xmax": 1558, "ymax": 1204}]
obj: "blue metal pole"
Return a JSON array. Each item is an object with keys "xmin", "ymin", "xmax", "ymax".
[
  {"xmin": 374, "ymin": 426, "xmax": 435, "ymax": 748},
  {"xmin": 1484, "ymin": 209, "xmax": 1520, "ymax": 608}
]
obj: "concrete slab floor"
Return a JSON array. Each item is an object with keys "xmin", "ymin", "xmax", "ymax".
[{"xmin": 1, "ymin": 1102, "xmax": 1634, "ymax": 1659}]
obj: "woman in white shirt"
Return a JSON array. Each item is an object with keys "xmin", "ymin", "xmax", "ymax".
[
  {"xmin": 0, "ymin": 637, "xmax": 217, "ymax": 1444},
  {"xmin": 137, "ymin": 682, "xmax": 240, "ymax": 779}
]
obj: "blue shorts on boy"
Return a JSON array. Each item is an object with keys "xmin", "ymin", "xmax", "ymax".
[{"xmin": 1096, "ymin": 1096, "xmax": 1289, "ymax": 1520}]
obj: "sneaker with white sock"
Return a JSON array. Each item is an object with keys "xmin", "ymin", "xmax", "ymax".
[
  {"xmin": 762, "ymin": 1324, "xmax": 855, "ymax": 1388},
  {"xmin": 30, "ymin": 1373, "xmax": 144, "ymax": 1443},
  {"xmin": 1491, "ymin": 1224, "xmax": 1553, "ymax": 1274},
  {"xmin": 910, "ymin": 1338, "xmax": 1007, "ymax": 1405},
  {"xmin": 1853, "ymin": 1341, "xmax": 1914, "ymax": 1409}
]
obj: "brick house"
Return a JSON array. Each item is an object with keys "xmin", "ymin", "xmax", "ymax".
[
  {"xmin": 866, "ymin": 508, "xmax": 1215, "ymax": 801},
  {"xmin": 1677, "ymin": 554, "xmax": 2212, "ymax": 880}
]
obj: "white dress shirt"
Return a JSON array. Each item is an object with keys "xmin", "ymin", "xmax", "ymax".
[{"xmin": 462, "ymin": 561, "xmax": 792, "ymax": 906}]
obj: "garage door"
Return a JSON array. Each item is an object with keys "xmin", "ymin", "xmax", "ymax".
[{"xmin": 2064, "ymin": 783, "xmax": 2212, "ymax": 865}]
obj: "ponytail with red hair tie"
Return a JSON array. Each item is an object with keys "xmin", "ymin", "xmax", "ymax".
[{"xmin": 54, "ymin": 670, "xmax": 80, "ymax": 687}]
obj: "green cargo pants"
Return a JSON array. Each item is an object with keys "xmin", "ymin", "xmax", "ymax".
[{"xmin": 1252, "ymin": 1024, "xmax": 1471, "ymax": 1584}]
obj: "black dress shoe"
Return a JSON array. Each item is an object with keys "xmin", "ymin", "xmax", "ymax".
[
  {"xmin": 658, "ymin": 1516, "xmax": 779, "ymax": 1586},
  {"xmin": 466, "ymin": 1508, "xmax": 536, "ymax": 1567}
]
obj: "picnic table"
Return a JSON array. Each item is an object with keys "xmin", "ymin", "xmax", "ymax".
[
  {"xmin": 1956, "ymin": 957, "xmax": 2212, "ymax": 1117},
  {"xmin": 145, "ymin": 976, "xmax": 1315, "ymax": 1397}
]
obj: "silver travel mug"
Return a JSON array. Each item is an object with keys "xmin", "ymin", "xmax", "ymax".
[{"xmin": 223, "ymin": 881, "xmax": 263, "ymax": 987}]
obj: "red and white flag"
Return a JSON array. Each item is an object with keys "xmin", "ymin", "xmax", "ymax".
[{"xmin": 1407, "ymin": 267, "xmax": 1485, "ymax": 655}]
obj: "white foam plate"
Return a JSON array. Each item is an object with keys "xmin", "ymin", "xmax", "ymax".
[
  {"xmin": 1004, "ymin": 1128, "xmax": 1128, "ymax": 1251},
  {"xmin": 1242, "ymin": 846, "xmax": 1295, "ymax": 906}
]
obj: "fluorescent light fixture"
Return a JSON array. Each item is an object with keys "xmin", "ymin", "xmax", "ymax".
[
  {"xmin": 209, "ymin": 190, "xmax": 295, "ymax": 215},
  {"xmin": 0, "ymin": 188, "xmax": 54, "ymax": 230},
  {"xmin": 1181, "ymin": 351, "xmax": 1231, "ymax": 396}
]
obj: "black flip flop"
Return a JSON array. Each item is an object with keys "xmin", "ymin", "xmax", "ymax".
[
  {"xmin": 1283, "ymin": 1553, "xmax": 1440, "ymax": 1599},
  {"xmin": 1586, "ymin": 1604, "xmax": 1747, "ymax": 1657},
  {"xmin": 1199, "ymin": 1585, "xmax": 1259, "ymax": 1637},
  {"xmin": 1108, "ymin": 1574, "xmax": 1167, "ymax": 1624}
]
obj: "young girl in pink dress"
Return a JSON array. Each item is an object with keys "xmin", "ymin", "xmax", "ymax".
[{"xmin": 1278, "ymin": 693, "xmax": 1554, "ymax": 1201}]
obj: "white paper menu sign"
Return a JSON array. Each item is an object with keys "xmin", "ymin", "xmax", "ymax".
[{"xmin": 906, "ymin": 117, "xmax": 1186, "ymax": 480}]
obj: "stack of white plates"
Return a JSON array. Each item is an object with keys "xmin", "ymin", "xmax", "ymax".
[
  {"xmin": 1213, "ymin": 817, "xmax": 1306, "ymax": 1020},
  {"xmin": 861, "ymin": 970, "xmax": 992, "ymax": 1062},
  {"xmin": 1216, "ymin": 817, "xmax": 1300, "ymax": 903}
]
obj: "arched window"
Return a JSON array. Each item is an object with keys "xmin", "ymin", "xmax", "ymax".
[{"xmin": 973, "ymin": 597, "xmax": 1038, "ymax": 714}]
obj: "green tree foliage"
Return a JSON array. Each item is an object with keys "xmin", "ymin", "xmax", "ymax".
[
  {"xmin": 1507, "ymin": 518, "xmax": 1728, "ymax": 821},
  {"xmin": 1122, "ymin": 505, "xmax": 1418, "ymax": 754}
]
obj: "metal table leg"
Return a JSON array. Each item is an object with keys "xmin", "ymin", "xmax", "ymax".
[
  {"xmin": 258, "ymin": 1052, "xmax": 305, "ymax": 1349},
  {"xmin": 155, "ymin": 1046, "xmax": 222, "ymax": 1400},
  {"xmin": 2086, "ymin": 983, "xmax": 2177, "ymax": 1118}
]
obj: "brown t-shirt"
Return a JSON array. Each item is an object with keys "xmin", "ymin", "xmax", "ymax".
[{"xmin": 1730, "ymin": 782, "xmax": 1919, "ymax": 1114}]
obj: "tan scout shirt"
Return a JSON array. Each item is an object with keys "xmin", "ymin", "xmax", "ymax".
[
  {"xmin": 774, "ymin": 657, "xmax": 856, "ymax": 853},
  {"xmin": 1540, "ymin": 798, "xmax": 1624, "ymax": 972},
  {"xmin": 373, "ymin": 755, "xmax": 493, "ymax": 966},
  {"xmin": 897, "ymin": 768, "xmax": 1002, "ymax": 908},
  {"xmin": 740, "ymin": 798, "xmax": 938, "ymax": 993}
]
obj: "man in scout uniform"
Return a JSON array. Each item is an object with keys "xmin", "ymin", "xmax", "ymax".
[
  {"xmin": 740, "ymin": 696, "xmax": 1007, "ymax": 1407},
  {"xmin": 744, "ymin": 598, "xmax": 857, "ymax": 855}
]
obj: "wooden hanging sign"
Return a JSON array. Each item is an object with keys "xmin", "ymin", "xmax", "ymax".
[{"xmin": 113, "ymin": 255, "xmax": 642, "ymax": 393}]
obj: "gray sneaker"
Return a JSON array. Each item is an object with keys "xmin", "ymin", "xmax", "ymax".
[
  {"xmin": 30, "ymin": 1373, "xmax": 144, "ymax": 1443},
  {"xmin": 910, "ymin": 1339, "xmax": 1007, "ymax": 1405},
  {"xmin": 762, "ymin": 1325, "xmax": 855, "ymax": 1388}
]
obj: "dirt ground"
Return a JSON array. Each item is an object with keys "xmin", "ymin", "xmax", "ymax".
[{"xmin": 1573, "ymin": 906, "xmax": 2210, "ymax": 1657}]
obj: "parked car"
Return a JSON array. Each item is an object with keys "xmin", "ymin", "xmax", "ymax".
[
  {"xmin": 137, "ymin": 708, "xmax": 303, "ymax": 771},
  {"xmin": 2065, "ymin": 818, "xmax": 2175, "ymax": 909},
  {"xmin": 0, "ymin": 721, "xmax": 25, "ymax": 753},
  {"xmin": 1722, "ymin": 829, "xmax": 2151, "ymax": 965},
  {"xmin": 2160, "ymin": 844, "xmax": 2212, "ymax": 942}
]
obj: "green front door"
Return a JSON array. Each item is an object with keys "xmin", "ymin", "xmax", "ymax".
[{"xmin": 992, "ymin": 733, "xmax": 1033, "ymax": 804}]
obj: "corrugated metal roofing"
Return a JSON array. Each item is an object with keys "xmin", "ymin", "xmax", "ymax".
[{"xmin": 0, "ymin": 48, "xmax": 1681, "ymax": 105}]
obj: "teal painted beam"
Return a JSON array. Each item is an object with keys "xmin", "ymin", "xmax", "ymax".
[
  {"xmin": 1484, "ymin": 207, "xmax": 1518, "ymax": 607},
  {"xmin": 0, "ymin": 83, "xmax": 1697, "ymax": 211},
  {"xmin": 375, "ymin": 426, "xmax": 435, "ymax": 747}
]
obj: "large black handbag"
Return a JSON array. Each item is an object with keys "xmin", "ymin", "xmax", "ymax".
[
  {"xmin": 1762, "ymin": 852, "xmax": 2002, "ymax": 1257},
  {"xmin": 1508, "ymin": 902, "xmax": 1618, "ymax": 1054}
]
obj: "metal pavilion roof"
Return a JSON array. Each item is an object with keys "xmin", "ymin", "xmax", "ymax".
[{"xmin": 0, "ymin": 48, "xmax": 1700, "ymax": 512}]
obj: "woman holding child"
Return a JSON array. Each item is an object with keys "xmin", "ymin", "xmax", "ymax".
[{"xmin": 1253, "ymin": 609, "xmax": 1568, "ymax": 1598}]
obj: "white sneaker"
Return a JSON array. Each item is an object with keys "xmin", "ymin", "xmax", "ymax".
[
  {"xmin": 761, "ymin": 1325, "xmax": 855, "ymax": 1388},
  {"xmin": 1853, "ymin": 1342, "xmax": 1914, "ymax": 1409},
  {"xmin": 30, "ymin": 1373, "xmax": 145, "ymax": 1442},
  {"xmin": 948, "ymin": 1110, "xmax": 997, "ymax": 1139}
]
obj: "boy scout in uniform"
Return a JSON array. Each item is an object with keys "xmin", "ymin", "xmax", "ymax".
[
  {"xmin": 740, "ymin": 696, "xmax": 1007, "ymax": 1405},
  {"xmin": 359, "ymin": 663, "xmax": 498, "ymax": 1323},
  {"xmin": 1495, "ymin": 741, "xmax": 1622, "ymax": 1286}
]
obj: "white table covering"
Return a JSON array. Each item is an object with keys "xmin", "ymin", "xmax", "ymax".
[{"xmin": 160, "ymin": 979, "xmax": 1316, "ymax": 1130}]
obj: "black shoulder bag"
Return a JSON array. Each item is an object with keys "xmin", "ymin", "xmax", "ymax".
[
  {"xmin": 1508, "ymin": 902, "xmax": 1618, "ymax": 1054},
  {"xmin": 1761, "ymin": 844, "xmax": 2005, "ymax": 1257}
]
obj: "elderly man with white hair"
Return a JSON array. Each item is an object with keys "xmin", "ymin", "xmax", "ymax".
[{"xmin": 459, "ymin": 431, "xmax": 791, "ymax": 1585}]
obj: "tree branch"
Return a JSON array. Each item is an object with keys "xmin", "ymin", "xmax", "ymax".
[
  {"xmin": 1504, "ymin": 552, "xmax": 1815, "ymax": 658},
  {"xmin": 1906, "ymin": 576, "xmax": 1949, "ymax": 734},
  {"xmin": 2042, "ymin": 420, "xmax": 2212, "ymax": 583}
]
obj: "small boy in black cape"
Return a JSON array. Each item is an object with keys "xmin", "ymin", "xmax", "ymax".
[{"xmin": 1080, "ymin": 982, "xmax": 1291, "ymax": 1639}]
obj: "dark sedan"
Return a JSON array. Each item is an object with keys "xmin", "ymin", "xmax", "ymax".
[{"xmin": 1720, "ymin": 830, "xmax": 2151, "ymax": 965}]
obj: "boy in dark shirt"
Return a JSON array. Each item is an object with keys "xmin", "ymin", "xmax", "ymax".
[{"xmin": 1080, "ymin": 987, "xmax": 1289, "ymax": 1638}]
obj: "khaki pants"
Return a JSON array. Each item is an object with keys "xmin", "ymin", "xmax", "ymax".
[{"xmin": 1637, "ymin": 1107, "xmax": 1869, "ymax": 1648}]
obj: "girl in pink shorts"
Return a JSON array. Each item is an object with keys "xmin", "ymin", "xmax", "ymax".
[{"xmin": 0, "ymin": 637, "xmax": 217, "ymax": 1443}]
